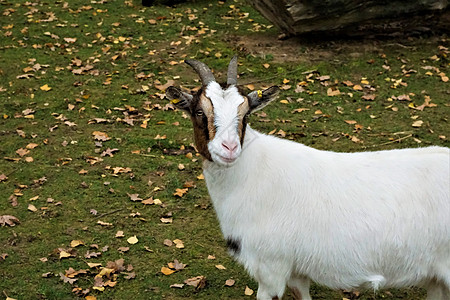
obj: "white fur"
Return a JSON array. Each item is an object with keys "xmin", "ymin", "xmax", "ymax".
[
  {"xmin": 203, "ymin": 126, "xmax": 450, "ymax": 300},
  {"xmin": 205, "ymin": 82, "xmax": 245, "ymax": 165}
]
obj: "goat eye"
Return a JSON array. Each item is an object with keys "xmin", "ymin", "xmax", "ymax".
[{"xmin": 195, "ymin": 110, "xmax": 204, "ymax": 116}]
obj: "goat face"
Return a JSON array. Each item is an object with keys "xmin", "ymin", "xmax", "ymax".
[{"xmin": 166, "ymin": 56, "xmax": 279, "ymax": 166}]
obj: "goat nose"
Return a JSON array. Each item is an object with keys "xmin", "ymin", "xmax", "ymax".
[{"xmin": 222, "ymin": 141, "xmax": 238, "ymax": 153}]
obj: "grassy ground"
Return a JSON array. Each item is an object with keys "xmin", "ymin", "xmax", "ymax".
[{"xmin": 0, "ymin": 0, "xmax": 449, "ymax": 299}]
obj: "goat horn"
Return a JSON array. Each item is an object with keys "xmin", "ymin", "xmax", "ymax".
[
  {"xmin": 185, "ymin": 59, "xmax": 216, "ymax": 86},
  {"xmin": 227, "ymin": 55, "xmax": 238, "ymax": 86}
]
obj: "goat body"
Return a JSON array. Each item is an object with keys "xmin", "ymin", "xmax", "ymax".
[
  {"xmin": 204, "ymin": 127, "xmax": 450, "ymax": 299},
  {"xmin": 167, "ymin": 57, "xmax": 450, "ymax": 300}
]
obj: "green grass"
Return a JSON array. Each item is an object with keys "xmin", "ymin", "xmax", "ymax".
[{"xmin": 0, "ymin": 0, "xmax": 449, "ymax": 299}]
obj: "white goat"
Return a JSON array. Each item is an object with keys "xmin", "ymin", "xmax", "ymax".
[{"xmin": 166, "ymin": 56, "xmax": 450, "ymax": 300}]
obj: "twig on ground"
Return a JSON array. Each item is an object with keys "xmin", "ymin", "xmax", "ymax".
[
  {"xmin": 93, "ymin": 208, "xmax": 125, "ymax": 220},
  {"xmin": 364, "ymin": 134, "xmax": 413, "ymax": 148}
]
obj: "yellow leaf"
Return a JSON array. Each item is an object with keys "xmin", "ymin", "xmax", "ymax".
[
  {"xmin": 26, "ymin": 143, "xmax": 39, "ymax": 149},
  {"xmin": 279, "ymin": 100, "xmax": 289, "ymax": 104},
  {"xmin": 412, "ymin": 120, "xmax": 423, "ymax": 128},
  {"xmin": 353, "ymin": 84, "xmax": 363, "ymax": 91},
  {"xmin": 244, "ymin": 286, "xmax": 254, "ymax": 296},
  {"xmin": 215, "ymin": 264, "xmax": 226, "ymax": 270},
  {"xmin": 6, "ymin": 297, "xmax": 17, "ymax": 300},
  {"xmin": 70, "ymin": 240, "xmax": 84, "ymax": 248},
  {"xmin": 360, "ymin": 79, "xmax": 369, "ymax": 85},
  {"xmin": 282, "ymin": 78, "xmax": 290, "ymax": 84},
  {"xmin": 127, "ymin": 235, "xmax": 139, "ymax": 245},
  {"xmin": 85, "ymin": 296, "xmax": 97, "ymax": 300},
  {"xmin": 197, "ymin": 173, "xmax": 205, "ymax": 180},
  {"xmin": 87, "ymin": 262, "xmax": 102, "ymax": 268},
  {"xmin": 161, "ymin": 266, "xmax": 176, "ymax": 275},
  {"xmin": 59, "ymin": 250, "xmax": 71, "ymax": 259},
  {"xmin": 97, "ymin": 267, "xmax": 114, "ymax": 277},
  {"xmin": 263, "ymin": 63, "xmax": 270, "ymax": 69},
  {"xmin": 28, "ymin": 204, "xmax": 37, "ymax": 212},
  {"xmin": 173, "ymin": 239, "xmax": 184, "ymax": 249},
  {"xmin": 327, "ymin": 87, "xmax": 341, "ymax": 96},
  {"xmin": 245, "ymin": 84, "xmax": 255, "ymax": 90},
  {"xmin": 92, "ymin": 286, "xmax": 105, "ymax": 292},
  {"xmin": 40, "ymin": 84, "xmax": 52, "ymax": 91}
]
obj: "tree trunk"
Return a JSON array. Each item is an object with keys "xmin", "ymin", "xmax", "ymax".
[{"xmin": 248, "ymin": 0, "xmax": 450, "ymax": 36}]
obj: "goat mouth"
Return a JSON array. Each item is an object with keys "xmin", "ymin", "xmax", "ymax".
[{"xmin": 218, "ymin": 155, "xmax": 237, "ymax": 164}]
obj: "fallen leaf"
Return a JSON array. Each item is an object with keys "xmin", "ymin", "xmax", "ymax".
[
  {"xmin": 59, "ymin": 250, "xmax": 72, "ymax": 259},
  {"xmin": 60, "ymin": 272, "xmax": 77, "ymax": 284},
  {"xmin": 173, "ymin": 239, "xmax": 184, "ymax": 249},
  {"xmin": 412, "ymin": 120, "xmax": 423, "ymax": 128},
  {"xmin": 127, "ymin": 193, "xmax": 142, "ymax": 202},
  {"xmin": 244, "ymin": 286, "xmax": 254, "ymax": 296},
  {"xmin": 184, "ymin": 276, "xmax": 206, "ymax": 289},
  {"xmin": 97, "ymin": 220, "xmax": 112, "ymax": 226},
  {"xmin": 397, "ymin": 94, "xmax": 411, "ymax": 101},
  {"xmin": 141, "ymin": 197, "xmax": 154, "ymax": 205},
  {"xmin": 26, "ymin": 143, "xmax": 39, "ymax": 149},
  {"xmin": 115, "ymin": 231, "xmax": 124, "ymax": 238},
  {"xmin": 118, "ymin": 247, "xmax": 129, "ymax": 253},
  {"xmin": 40, "ymin": 84, "xmax": 52, "ymax": 91},
  {"xmin": 161, "ymin": 266, "xmax": 175, "ymax": 275},
  {"xmin": 327, "ymin": 87, "xmax": 340, "ymax": 96},
  {"xmin": 16, "ymin": 148, "xmax": 30, "ymax": 157},
  {"xmin": 0, "ymin": 215, "xmax": 20, "ymax": 227},
  {"xmin": 154, "ymin": 79, "xmax": 175, "ymax": 91},
  {"xmin": 361, "ymin": 94, "xmax": 376, "ymax": 101},
  {"xmin": 291, "ymin": 108, "xmax": 309, "ymax": 113},
  {"xmin": 87, "ymin": 262, "xmax": 102, "ymax": 268},
  {"xmin": 215, "ymin": 264, "xmax": 226, "ymax": 270},
  {"xmin": 70, "ymin": 240, "xmax": 84, "ymax": 248},
  {"xmin": 127, "ymin": 236, "xmax": 139, "ymax": 245},
  {"xmin": 225, "ymin": 279, "xmax": 235, "ymax": 286},
  {"xmin": 173, "ymin": 188, "xmax": 188, "ymax": 197},
  {"xmin": 28, "ymin": 204, "xmax": 38, "ymax": 212}
]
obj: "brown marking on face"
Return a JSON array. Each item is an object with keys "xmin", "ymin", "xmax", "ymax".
[
  {"xmin": 237, "ymin": 97, "xmax": 250, "ymax": 145},
  {"xmin": 191, "ymin": 92, "xmax": 216, "ymax": 161}
]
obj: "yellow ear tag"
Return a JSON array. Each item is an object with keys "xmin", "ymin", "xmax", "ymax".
[
  {"xmin": 170, "ymin": 98, "xmax": 180, "ymax": 104},
  {"xmin": 257, "ymin": 90, "xmax": 263, "ymax": 99}
]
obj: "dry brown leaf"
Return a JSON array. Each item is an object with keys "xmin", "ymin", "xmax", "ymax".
[
  {"xmin": 225, "ymin": 279, "xmax": 235, "ymax": 286},
  {"xmin": 244, "ymin": 286, "xmax": 254, "ymax": 296},
  {"xmin": 0, "ymin": 215, "xmax": 20, "ymax": 227},
  {"xmin": 184, "ymin": 276, "xmax": 206, "ymax": 289},
  {"xmin": 327, "ymin": 87, "xmax": 340, "ymax": 96}
]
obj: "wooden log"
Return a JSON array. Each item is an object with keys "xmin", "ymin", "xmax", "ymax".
[{"xmin": 248, "ymin": 0, "xmax": 450, "ymax": 36}]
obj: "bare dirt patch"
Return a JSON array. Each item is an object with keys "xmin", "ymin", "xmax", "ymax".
[{"xmin": 227, "ymin": 33, "xmax": 423, "ymax": 63}]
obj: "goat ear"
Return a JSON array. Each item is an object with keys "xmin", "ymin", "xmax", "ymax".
[
  {"xmin": 166, "ymin": 86, "xmax": 194, "ymax": 112},
  {"xmin": 247, "ymin": 86, "xmax": 280, "ymax": 113}
]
